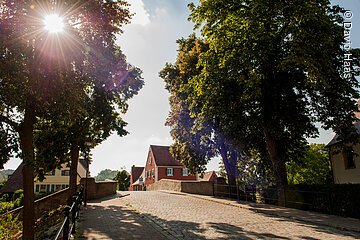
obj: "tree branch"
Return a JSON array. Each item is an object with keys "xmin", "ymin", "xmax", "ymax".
[{"xmin": 0, "ymin": 115, "xmax": 20, "ymax": 132}]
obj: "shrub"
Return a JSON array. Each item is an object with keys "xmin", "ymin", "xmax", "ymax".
[
  {"xmin": 0, "ymin": 213, "xmax": 22, "ymax": 240},
  {"xmin": 0, "ymin": 201, "xmax": 14, "ymax": 214}
]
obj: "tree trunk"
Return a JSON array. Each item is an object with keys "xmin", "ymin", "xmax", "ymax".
[
  {"xmin": 263, "ymin": 127, "xmax": 287, "ymax": 187},
  {"xmin": 218, "ymin": 142, "xmax": 237, "ymax": 186},
  {"xmin": 20, "ymin": 101, "xmax": 35, "ymax": 240},
  {"xmin": 68, "ymin": 144, "xmax": 79, "ymax": 200}
]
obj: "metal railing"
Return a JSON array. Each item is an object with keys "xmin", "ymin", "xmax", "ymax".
[
  {"xmin": 213, "ymin": 183, "xmax": 257, "ymax": 202},
  {"xmin": 54, "ymin": 188, "xmax": 83, "ymax": 240},
  {"xmin": 213, "ymin": 183, "xmax": 334, "ymax": 214}
]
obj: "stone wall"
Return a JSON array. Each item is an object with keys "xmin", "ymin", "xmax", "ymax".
[
  {"xmin": 7, "ymin": 188, "xmax": 70, "ymax": 220},
  {"xmin": 6, "ymin": 178, "xmax": 116, "ymax": 220},
  {"xmin": 181, "ymin": 181, "xmax": 214, "ymax": 196},
  {"xmin": 149, "ymin": 179, "xmax": 214, "ymax": 196},
  {"xmin": 80, "ymin": 178, "xmax": 117, "ymax": 200},
  {"xmin": 148, "ymin": 179, "xmax": 181, "ymax": 192}
]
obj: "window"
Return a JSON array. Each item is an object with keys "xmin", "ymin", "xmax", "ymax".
[
  {"xmin": 55, "ymin": 185, "xmax": 61, "ymax": 191},
  {"xmin": 148, "ymin": 157, "xmax": 152, "ymax": 164},
  {"xmin": 61, "ymin": 184, "xmax": 66, "ymax": 189},
  {"xmin": 51, "ymin": 184, "xmax": 55, "ymax": 192},
  {"xmin": 35, "ymin": 185, "xmax": 40, "ymax": 192},
  {"xmin": 182, "ymin": 168, "xmax": 189, "ymax": 176},
  {"xmin": 151, "ymin": 169, "xmax": 155, "ymax": 177},
  {"xmin": 61, "ymin": 170, "xmax": 70, "ymax": 176},
  {"xmin": 40, "ymin": 185, "xmax": 46, "ymax": 192},
  {"xmin": 343, "ymin": 147, "xmax": 356, "ymax": 169},
  {"xmin": 46, "ymin": 184, "xmax": 50, "ymax": 192},
  {"xmin": 166, "ymin": 168, "xmax": 173, "ymax": 176}
]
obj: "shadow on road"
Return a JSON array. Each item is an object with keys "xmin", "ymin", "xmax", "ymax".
[{"xmin": 77, "ymin": 194, "xmax": 360, "ymax": 240}]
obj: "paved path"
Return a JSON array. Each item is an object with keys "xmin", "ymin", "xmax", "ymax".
[
  {"xmin": 77, "ymin": 194, "xmax": 173, "ymax": 239},
  {"xmin": 78, "ymin": 191, "xmax": 360, "ymax": 239}
]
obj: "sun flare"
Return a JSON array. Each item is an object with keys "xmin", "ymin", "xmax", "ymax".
[{"xmin": 44, "ymin": 14, "xmax": 64, "ymax": 33}]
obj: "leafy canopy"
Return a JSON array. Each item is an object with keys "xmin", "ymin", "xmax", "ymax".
[{"xmin": 184, "ymin": 0, "xmax": 359, "ymax": 186}]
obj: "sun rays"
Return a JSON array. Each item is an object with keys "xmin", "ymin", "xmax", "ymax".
[
  {"xmin": 11, "ymin": 1, "xmax": 89, "ymax": 66},
  {"xmin": 43, "ymin": 14, "xmax": 64, "ymax": 33}
]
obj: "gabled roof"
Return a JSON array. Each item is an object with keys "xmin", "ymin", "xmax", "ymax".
[
  {"xmin": 327, "ymin": 101, "xmax": 360, "ymax": 147},
  {"xmin": 0, "ymin": 163, "xmax": 24, "ymax": 194},
  {"xmin": 150, "ymin": 145, "xmax": 182, "ymax": 166},
  {"xmin": 199, "ymin": 171, "xmax": 217, "ymax": 182},
  {"xmin": 327, "ymin": 122, "xmax": 360, "ymax": 147},
  {"xmin": 131, "ymin": 166, "xmax": 144, "ymax": 184}
]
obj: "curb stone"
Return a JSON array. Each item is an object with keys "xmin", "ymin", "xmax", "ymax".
[{"xmin": 159, "ymin": 190, "xmax": 360, "ymax": 235}]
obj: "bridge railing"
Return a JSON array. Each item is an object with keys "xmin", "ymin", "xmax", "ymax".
[{"xmin": 54, "ymin": 188, "xmax": 83, "ymax": 240}]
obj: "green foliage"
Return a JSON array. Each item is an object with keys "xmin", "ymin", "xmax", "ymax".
[
  {"xmin": 0, "ymin": 189, "xmax": 24, "ymax": 214},
  {"xmin": 0, "ymin": 1, "xmax": 143, "ymax": 236},
  {"xmin": 0, "ymin": 213, "xmax": 22, "ymax": 239},
  {"xmin": 160, "ymin": 35, "xmax": 214, "ymax": 175},
  {"xmin": 0, "ymin": 180, "xmax": 7, "ymax": 190},
  {"xmin": 160, "ymin": 34, "xmax": 242, "ymax": 185},
  {"xmin": 287, "ymin": 144, "xmax": 332, "ymax": 185},
  {"xmin": 95, "ymin": 169, "xmax": 119, "ymax": 182},
  {"xmin": 35, "ymin": 205, "xmax": 66, "ymax": 239},
  {"xmin": 115, "ymin": 170, "xmax": 130, "ymax": 191},
  {"xmin": 176, "ymin": 0, "xmax": 360, "ymax": 187},
  {"xmin": 0, "ymin": 201, "xmax": 14, "ymax": 214}
]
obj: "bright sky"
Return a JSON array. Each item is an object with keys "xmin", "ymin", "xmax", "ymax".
[{"xmin": 4, "ymin": 0, "xmax": 360, "ymax": 176}]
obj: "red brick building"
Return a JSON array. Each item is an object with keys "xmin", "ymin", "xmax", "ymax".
[
  {"xmin": 128, "ymin": 166, "xmax": 144, "ymax": 191},
  {"xmin": 198, "ymin": 171, "xmax": 218, "ymax": 182},
  {"xmin": 130, "ymin": 145, "xmax": 196, "ymax": 190}
]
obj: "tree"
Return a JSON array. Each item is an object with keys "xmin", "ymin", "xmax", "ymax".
[
  {"xmin": 95, "ymin": 169, "xmax": 119, "ymax": 182},
  {"xmin": 0, "ymin": 1, "xmax": 141, "ymax": 238},
  {"xmin": 115, "ymin": 170, "xmax": 130, "ymax": 191},
  {"xmin": 287, "ymin": 144, "xmax": 332, "ymax": 185},
  {"xmin": 186, "ymin": 0, "xmax": 359, "ymax": 189},
  {"xmin": 160, "ymin": 35, "xmax": 243, "ymax": 185},
  {"xmin": 160, "ymin": 36, "xmax": 214, "ymax": 174}
]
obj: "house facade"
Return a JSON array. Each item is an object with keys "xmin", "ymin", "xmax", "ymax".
[
  {"xmin": 34, "ymin": 161, "xmax": 87, "ymax": 193},
  {"xmin": 128, "ymin": 166, "xmax": 144, "ymax": 191},
  {"xmin": 327, "ymin": 122, "xmax": 360, "ymax": 184},
  {"xmin": 130, "ymin": 145, "xmax": 196, "ymax": 190},
  {"xmin": 326, "ymin": 100, "xmax": 360, "ymax": 184},
  {"xmin": 0, "ymin": 160, "xmax": 87, "ymax": 195}
]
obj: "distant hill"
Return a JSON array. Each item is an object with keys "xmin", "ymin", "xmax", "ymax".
[
  {"xmin": 95, "ymin": 169, "xmax": 119, "ymax": 182},
  {"xmin": 0, "ymin": 169, "xmax": 15, "ymax": 179}
]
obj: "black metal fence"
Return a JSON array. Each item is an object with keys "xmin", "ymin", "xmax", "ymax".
[
  {"xmin": 214, "ymin": 183, "xmax": 257, "ymax": 202},
  {"xmin": 54, "ymin": 188, "xmax": 83, "ymax": 240},
  {"xmin": 213, "ymin": 183, "xmax": 360, "ymax": 218}
]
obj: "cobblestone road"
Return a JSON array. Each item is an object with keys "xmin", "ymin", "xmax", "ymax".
[
  {"xmin": 119, "ymin": 191, "xmax": 360, "ymax": 240},
  {"xmin": 78, "ymin": 195, "xmax": 173, "ymax": 240}
]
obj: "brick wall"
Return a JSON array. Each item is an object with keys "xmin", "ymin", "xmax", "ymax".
[{"xmin": 157, "ymin": 167, "xmax": 197, "ymax": 182}]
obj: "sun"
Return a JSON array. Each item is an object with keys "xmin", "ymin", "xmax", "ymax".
[{"xmin": 43, "ymin": 14, "xmax": 64, "ymax": 33}]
